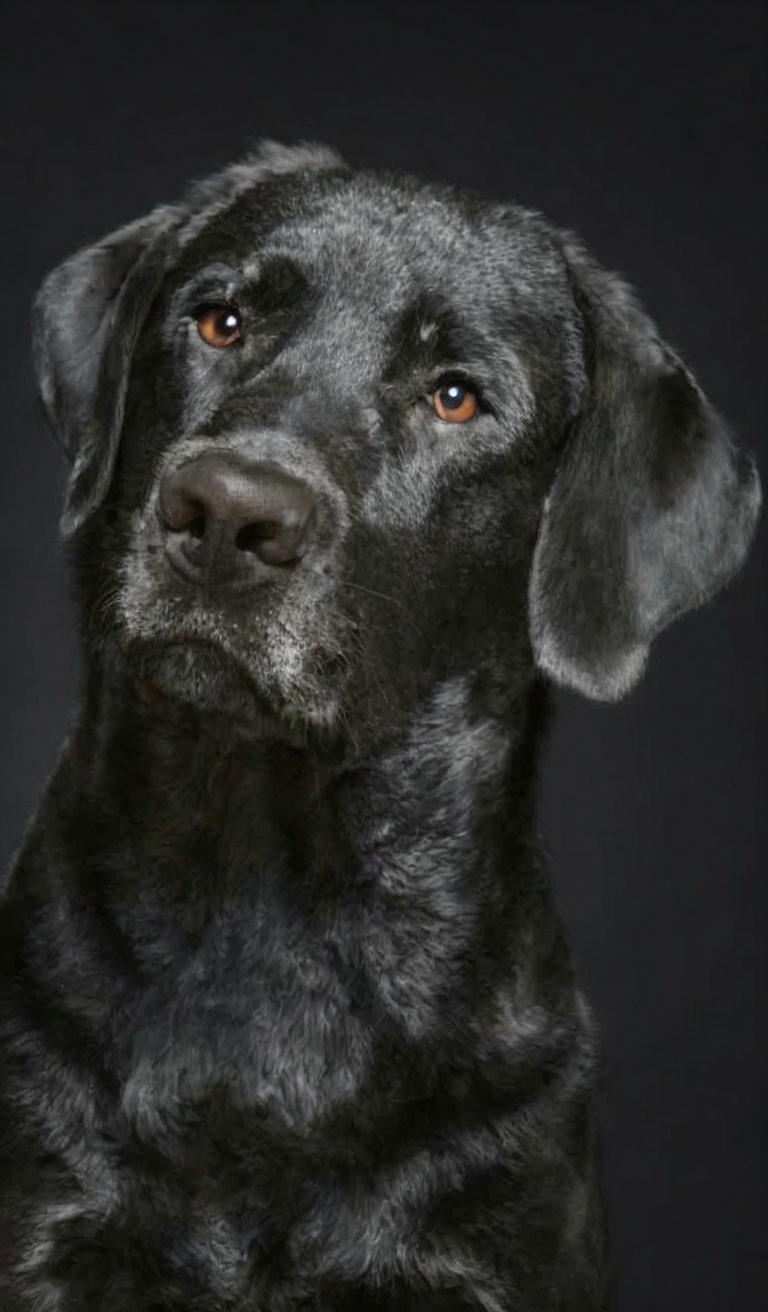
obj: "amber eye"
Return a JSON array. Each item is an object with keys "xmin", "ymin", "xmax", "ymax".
[
  {"xmin": 196, "ymin": 304, "xmax": 242, "ymax": 348},
  {"xmin": 432, "ymin": 380, "xmax": 478, "ymax": 423}
]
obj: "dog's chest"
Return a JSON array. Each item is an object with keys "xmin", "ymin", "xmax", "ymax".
[
  {"xmin": 28, "ymin": 824, "xmax": 497, "ymax": 1299},
  {"xmin": 117, "ymin": 920, "xmax": 374, "ymax": 1139},
  {"xmin": 46, "ymin": 942, "xmax": 381, "ymax": 1299}
]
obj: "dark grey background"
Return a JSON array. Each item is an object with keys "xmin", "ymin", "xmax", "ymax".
[{"xmin": 1, "ymin": 2, "xmax": 765, "ymax": 1307}]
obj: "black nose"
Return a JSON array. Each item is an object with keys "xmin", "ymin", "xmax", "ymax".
[{"xmin": 158, "ymin": 451, "xmax": 317, "ymax": 588}]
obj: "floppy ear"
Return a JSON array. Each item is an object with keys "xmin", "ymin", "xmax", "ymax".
[
  {"xmin": 529, "ymin": 238, "xmax": 761, "ymax": 700},
  {"xmin": 32, "ymin": 204, "xmax": 180, "ymax": 539},
  {"xmin": 32, "ymin": 141, "xmax": 345, "ymax": 542}
]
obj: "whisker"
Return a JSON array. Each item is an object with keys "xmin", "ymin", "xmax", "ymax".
[{"xmin": 339, "ymin": 581, "xmax": 403, "ymax": 608}]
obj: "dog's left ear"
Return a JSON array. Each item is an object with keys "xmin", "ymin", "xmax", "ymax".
[
  {"xmin": 32, "ymin": 205, "xmax": 180, "ymax": 539},
  {"xmin": 529, "ymin": 238, "xmax": 761, "ymax": 700}
]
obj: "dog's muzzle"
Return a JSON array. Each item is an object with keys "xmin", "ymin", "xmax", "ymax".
[{"xmin": 157, "ymin": 449, "xmax": 318, "ymax": 592}]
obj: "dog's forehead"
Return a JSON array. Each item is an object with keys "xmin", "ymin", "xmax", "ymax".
[{"xmin": 172, "ymin": 170, "xmax": 567, "ymax": 319}]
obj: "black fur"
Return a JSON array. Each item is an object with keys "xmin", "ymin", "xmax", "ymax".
[{"xmin": 0, "ymin": 142, "xmax": 760, "ymax": 1309}]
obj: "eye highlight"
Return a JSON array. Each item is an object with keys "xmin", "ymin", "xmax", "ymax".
[
  {"xmin": 196, "ymin": 304, "xmax": 242, "ymax": 348},
  {"xmin": 432, "ymin": 380, "xmax": 479, "ymax": 423}
]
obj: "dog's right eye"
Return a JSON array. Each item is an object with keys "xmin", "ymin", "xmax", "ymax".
[
  {"xmin": 196, "ymin": 304, "xmax": 243, "ymax": 348},
  {"xmin": 431, "ymin": 379, "xmax": 479, "ymax": 424}
]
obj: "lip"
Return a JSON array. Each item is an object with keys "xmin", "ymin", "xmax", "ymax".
[
  {"xmin": 124, "ymin": 634, "xmax": 339, "ymax": 746},
  {"xmin": 128, "ymin": 631, "xmax": 282, "ymax": 707}
]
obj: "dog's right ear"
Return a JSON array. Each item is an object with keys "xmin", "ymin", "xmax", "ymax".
[
  {"xmin": 32, "ymin": 142, "xmax": 346, "ymax": 542},
  {"xmin": 32, "ymin": 205, "xmax": 180, "ymax": 539}
]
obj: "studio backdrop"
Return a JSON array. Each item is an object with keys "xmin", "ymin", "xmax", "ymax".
[{"xmin": 0, "ymin": 3, "xmax": 765, "ymax": 1309}]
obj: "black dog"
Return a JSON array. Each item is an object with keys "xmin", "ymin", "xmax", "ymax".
[{"xmin": 0, "ymin": 142, "xmax": 760, "ymax": 1310}]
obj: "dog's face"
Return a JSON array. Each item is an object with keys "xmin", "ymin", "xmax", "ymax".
[
  {"xmin": 102, "ymin": 160, "xmax": 578, "ymax": 741},
  {"xmin": 34, "ymin": 143, "xmax": 760, "ymax": 746}
]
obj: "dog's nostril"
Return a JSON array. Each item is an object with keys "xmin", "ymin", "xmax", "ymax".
[
  {"xmin": 235, "ymin": 519, "xmax": 302, "ymax": 567},
  {"xmin": 160, "ymin": 491, "xmax": 207, "ymax": 536},
  {"xmin": 234, "ymin": 521, "xmax": 279, "ymax": 553}
]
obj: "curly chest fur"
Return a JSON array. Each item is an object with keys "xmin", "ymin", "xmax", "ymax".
[{"xmin": 11, "ymin": 831, "xmax": 598, "ymax": 1311}]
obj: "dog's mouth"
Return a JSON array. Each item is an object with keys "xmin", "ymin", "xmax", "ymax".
[
  {"xmin": 122, "ymin": 624, "xmax": 347, "ymax": 741},
  {"xmin": 115, "ymin": 536, "xmax": 354, "ymax": 735},
  {"xmin": 132, "ymin": 635, "xmax": 272, "ymax": 707}
]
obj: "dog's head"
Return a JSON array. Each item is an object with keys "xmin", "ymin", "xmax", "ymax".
[{"xmin": 33, "ymin": 142, "xmax": 760, "ymax": 745}]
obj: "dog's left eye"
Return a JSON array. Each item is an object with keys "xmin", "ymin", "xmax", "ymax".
[
  {"xmin": 431, "ymin": 380, "xmax": 479, "ymax": 423},
  {"xmin": 196, "ymin": 304, "xmax": 242, "ymax": 348}
]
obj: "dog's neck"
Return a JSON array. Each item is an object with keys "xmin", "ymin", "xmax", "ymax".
[
  {"xmin": 76, "ymin": 656, "xmax": 544, "ymax": 844},
  {"xmin": 19, "ymin": 655, "xmax": 577, "ymax": 1120},
  {"xmin": 41, "ymin": 656, "xmax": 554, "ymax": 992}
]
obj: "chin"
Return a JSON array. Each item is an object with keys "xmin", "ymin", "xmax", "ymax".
[{"xmin": 125, "ymin": 634, "xmax": 343, "ymax": 745}]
